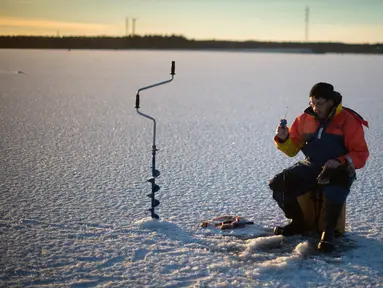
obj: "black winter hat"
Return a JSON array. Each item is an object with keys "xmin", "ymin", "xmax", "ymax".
[
  {"xmin": 309, "ymin": 82, "xmax": 342, "ymax": 104},
  {"xmin": 309, "ymin": 82, "xmax": 335, "ymax": 99}
]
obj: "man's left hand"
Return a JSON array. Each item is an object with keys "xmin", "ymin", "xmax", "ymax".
[{"xmin": 324, "ymin": 159, "xmax": 341, "ymax": 169}]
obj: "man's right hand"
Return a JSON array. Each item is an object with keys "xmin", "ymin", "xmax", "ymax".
[{"xmin": 276, "ymin": 124, "xmax": 289, "ymax": 141}]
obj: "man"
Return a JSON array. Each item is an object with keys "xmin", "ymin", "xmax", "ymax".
[{"xmin": 269, "ymin": 82, "xmax": 369, "ymax": 252}]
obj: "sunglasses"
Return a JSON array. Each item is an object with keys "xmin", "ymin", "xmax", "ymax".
[{"xmin": 309, "ymin": 99, "xmax": 328, "ymax": 108}]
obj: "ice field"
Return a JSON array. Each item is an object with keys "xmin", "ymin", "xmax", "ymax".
[{"xmin": 1, "ymin": 49, "xmax": 382, "ymax": 287}]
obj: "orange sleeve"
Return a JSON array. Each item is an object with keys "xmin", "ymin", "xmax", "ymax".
[{"xmin": 337, "ymin": 115, "xmax": 369, "ymax": 169}]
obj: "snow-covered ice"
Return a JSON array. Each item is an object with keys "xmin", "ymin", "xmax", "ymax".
[{"xmin": 1, "ymin": 49, "xmax": 382, "ymax": 287}]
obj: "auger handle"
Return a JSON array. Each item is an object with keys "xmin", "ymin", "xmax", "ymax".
[
  {"xmin": 135, "ymin": 93, "xmax": 140, "ymax": 109},
  {"xmin": 171, "ymin": 61, "xmax": 175, "ymax": 75}
]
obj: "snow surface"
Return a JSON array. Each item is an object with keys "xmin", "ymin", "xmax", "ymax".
[{"xmin": 0, "ymin": 49, "xmax": 382, "ymax": 287}]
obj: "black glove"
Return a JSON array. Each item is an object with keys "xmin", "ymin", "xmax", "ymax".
[{"xmin": 317, "ymin": 164, "xmax": 351, "ymax": 188}]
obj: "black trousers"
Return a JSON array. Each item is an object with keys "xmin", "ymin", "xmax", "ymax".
[{"xmin": 269, "ymin": 161, "xmax": 353, "ymax": 206}]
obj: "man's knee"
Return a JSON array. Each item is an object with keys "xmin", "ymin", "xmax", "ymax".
[
  {"xmin": 269, "ymin": 170, "xmax": 302, "ymax": 203},
  {"xmin": 269, "ymin": 169, "xmax": 302, "ymax": 192},
  {"xmin": 269, "ymin": 172, "xmax": 285, "ymax": 193},
  {"xmin": 269, "ymin": 172, "xmax": 286, "ymax": 204}
]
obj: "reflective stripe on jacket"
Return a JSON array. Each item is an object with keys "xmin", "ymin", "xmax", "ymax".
[{"xmin": 274, "ymin": 104, "xmax": 369, "ymax": 169}]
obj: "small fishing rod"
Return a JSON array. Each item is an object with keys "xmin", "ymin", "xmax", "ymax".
[
  {"xmin": 135, "ymin": 61, "xmax": 176, "ymax": 219},
  {"xmin": 280, "ymin": 106, "xmax": 288, "ymax": 127}
]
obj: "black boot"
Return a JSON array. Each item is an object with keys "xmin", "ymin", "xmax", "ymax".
[
  {"xmin": 274, "ymin": 198, "xmax": 306, "ymax": 236},
  {"xmin": 317, "ymin": 201, "xmax": 344, "ymax": 253}
]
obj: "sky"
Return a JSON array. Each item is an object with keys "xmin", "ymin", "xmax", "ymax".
[{"xmin": 1, "ymin": 0, "xmax": 383, "ymax": 44}]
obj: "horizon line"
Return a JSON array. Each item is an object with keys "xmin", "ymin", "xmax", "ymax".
[{"xmin": 1, "ymin": 34, "xmax": 382, "ymax": 46}]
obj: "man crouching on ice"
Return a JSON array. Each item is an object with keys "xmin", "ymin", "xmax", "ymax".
[{"xmin": 269, "ymin": 82, "xmax": 369, "ymax": 253}]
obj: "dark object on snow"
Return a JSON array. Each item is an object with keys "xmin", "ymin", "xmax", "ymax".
[{"xmin": 200, "ymin": 216, "xmax": 254, "ymax": 230}]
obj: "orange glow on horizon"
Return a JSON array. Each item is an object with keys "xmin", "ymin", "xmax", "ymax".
[{"xmin": 0, "ymin": 16, "xmax": 120, "ymax": 36}]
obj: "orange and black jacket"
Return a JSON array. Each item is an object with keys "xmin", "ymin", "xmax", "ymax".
[{"xmin": 274, "ymin": 103, "xmax": 369, "ymax": 169}]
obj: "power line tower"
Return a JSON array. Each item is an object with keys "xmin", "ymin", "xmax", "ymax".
[
  {"xmin": 126, "ymin": 17, "xmax": 129, "ymax": 37},
  {"xmin": 132, "ymin": 18, "xmax": 137, "ymax": 36},
  {"xmin": 305, "ymin": 6, "xmax": 310, "ymax": 42}
]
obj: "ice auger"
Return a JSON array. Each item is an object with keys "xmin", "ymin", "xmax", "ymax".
[{"xmin": 135, "ymin": 61, "xmax": 175, "ymax": 219}]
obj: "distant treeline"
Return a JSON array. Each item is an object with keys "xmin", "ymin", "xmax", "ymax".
[{"xmin": 0, "ymin": 35, "xmax": 382, "ymax": 54}]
